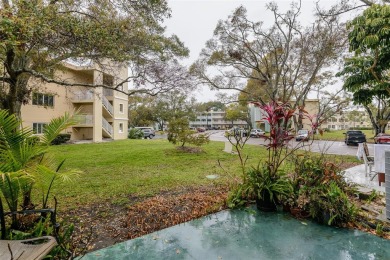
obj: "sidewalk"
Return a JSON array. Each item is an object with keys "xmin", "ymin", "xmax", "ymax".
[{"xmin": 344, "ymin": 164, "xmax": 385, "ymax": 193}]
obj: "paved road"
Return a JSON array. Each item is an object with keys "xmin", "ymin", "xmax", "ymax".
[
  {"xmin": 154, "ymin": 130, "xmax": 374, "ymax": 156},
  {"xmin": 206, "ymin": 130, "xmax": 373, "ymax": 157}
]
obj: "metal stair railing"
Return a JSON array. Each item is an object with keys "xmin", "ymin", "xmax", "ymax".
[
  {"xmin": 102, "ymin": 117, "xmax": 113, "ymax": 137},
  {"xmin": 102, "ymin": 95, "xmax": 114, "ymax": 116}
]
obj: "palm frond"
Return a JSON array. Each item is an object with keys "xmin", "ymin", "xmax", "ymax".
[
  {"xmin": 34, "ymin": 161, "xmax": 80, "ymax": 208},
  {"xmin": 0, "ymin": 171, "xmax": 34, "ymax": 212},
  {"xmin": 41, "ymin": 112, "xmax": 77, "ymax": 145}
]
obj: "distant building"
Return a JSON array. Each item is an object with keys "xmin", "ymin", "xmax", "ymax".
[
  {"xmin": 249, "ymin": 99, "xmax": 320, "ymax": 131},
  {"xmin": 323, "ymin": 110, "xmax": 372, "ymax": 130},
  {"xmin": 21, "ymin": 62, "xmax": 129, "ymax": 142},
  {"xmin": 189, "ymin": 109, "xmax": 247, "ymax": 130}
]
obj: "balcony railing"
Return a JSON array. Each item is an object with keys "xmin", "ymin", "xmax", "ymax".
[
  {"xmin": 102, "ymin": 117, "xmax": 113, "ymax": 136},
  {"xmin": 103, "ymin": 88, "xmax": 113, "ymax": 97},
  {"xmin": 73, "ymin": 91, "xmax": 94, "ymax": 101},
  {"xmin": 74, "ymin": 115, "xmax": 93, "ymax": 125}
]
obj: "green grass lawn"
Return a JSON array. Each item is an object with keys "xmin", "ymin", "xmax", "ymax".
[
  {"xmin": 47, "ymin": 139, "xmax": 358, "ymax": 211},
  {"xmin": 48, "ymin": 139, "xmax": 268, "ymax": 209},
  {"xmin": 315, "ymin": 129, "xmax": 378, "ymax": 142}
]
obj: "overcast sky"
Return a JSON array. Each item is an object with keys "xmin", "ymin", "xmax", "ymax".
[{"xmin": 163, "ymin": 0, "xmax": 350, "ymax": 102}]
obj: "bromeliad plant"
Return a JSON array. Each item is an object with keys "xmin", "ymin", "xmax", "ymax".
[{"xmin": 0, "ymin": 110, "xmax": 78, "ymax": 229}]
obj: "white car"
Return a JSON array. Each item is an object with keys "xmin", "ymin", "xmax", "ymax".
[
  {"xmin": 295, "ymin": 129, "xmax": 309, "ymax": 141},
  {"xmin": 250, "ymin": 129, "xmax": 265, "ymax": 137}
]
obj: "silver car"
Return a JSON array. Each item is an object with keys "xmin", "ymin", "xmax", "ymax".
[
  {"xmin": 250, "ymin": 129, "xmax": 265, "ymax": 137},
  {"xmin": 295, "ymin": 129, "xmax": 309, "ymax": 141},
  {"xmin": 135, "ymin": 127, "xmax": 155, "ymax": 139}
]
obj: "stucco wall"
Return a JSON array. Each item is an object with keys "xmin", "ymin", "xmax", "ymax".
[{"xmin": 20, "ymin": 63, "xmax": 129, "ymax": 141}]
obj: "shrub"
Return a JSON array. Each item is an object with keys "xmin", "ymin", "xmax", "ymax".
[
  {"xmin": 227, "ymin": 166, "xmax": 292, "ymax": 210},
  {"xmin": 287, "ymin": 153, "xmax": 357, "ymax": 226},
  {"xmin": 128, "ymin": 128, "xmax": 144, "ymax": 139},
  {"xmin": 51, "ymin": 134, "xmax": 71, "ymax": 145},
  {"xmin": 167, "ymin": 118, "xmax": 209, "ymax": 147},
  {"xmin": 29, "ymin": 135, "xmax": 41, "ymax": 144},
  {"xmin": 309, "ymin": 181, "xmax": 357, "ymax": 225}
]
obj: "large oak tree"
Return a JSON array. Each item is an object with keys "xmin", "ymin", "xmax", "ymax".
[{"xmin": 0, "ymin": 0, "xmax": 189, "ymax": 119}]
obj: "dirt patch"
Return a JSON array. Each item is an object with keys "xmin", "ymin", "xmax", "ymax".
[{"xmin": 176, "ymin": 146, "xmax": 204, "ymax": 153}]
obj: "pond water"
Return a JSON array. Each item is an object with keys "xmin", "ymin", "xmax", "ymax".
[{"xmin": 82, "ymin": 207, "xmax": 390, "ymax": 259}]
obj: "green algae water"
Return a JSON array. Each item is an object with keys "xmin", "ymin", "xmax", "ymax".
[{"xmin": 82, "ymin": 207, "xmax": 390, "ymax": 259}]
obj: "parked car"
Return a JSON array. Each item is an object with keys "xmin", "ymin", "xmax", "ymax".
[
  {"xmin": 134, "ymin": 127, "xmax": 155, "ymax": 139},
  {"xmin": 344, "ymin": 130, "xmax": 366, "ymax": 145},
  {"xmin": 250, "ymin": 129, "xmax": 265, "ymax": 137},
  {"xmin": 374, "ymin": 133, "xmax": 390, "ymax": 144},
  {"xmin": 197, "ymin": 127, "xmax": 206, "ymax": 132},
  {"xmin": 295, "ymin": 129, "xmax": 309, "ymax": 141},
  {"xmin": 227, "ymin": 127, "xmax": 248, "ymax": 137}
]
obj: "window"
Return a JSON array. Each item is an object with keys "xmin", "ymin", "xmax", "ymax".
[
  {"xmin": 119, "ymin": 123, "xmax": 123, "ymax": 133},
  {"xmin": 33, "ymin": 123, "xmax": 47, "ymax": 134},
  {"xmin": 32, "ymin": 93, "xmax": 54, "ymax": 107}
]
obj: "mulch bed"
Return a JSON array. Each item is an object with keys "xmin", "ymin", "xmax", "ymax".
[
  {"xmin": 125, "ymin": 186, "xmax": 227, "ymax": 239},
  {"xmin": 63, "ymin": 185, "xmax": 228, "ymax": 254}
]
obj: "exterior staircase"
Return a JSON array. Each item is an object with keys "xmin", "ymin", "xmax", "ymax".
[
  {"xmin": 102, "ymin": 95, "xmax": 113, "ymax": 116},
  {"xmin": 102, "ymin": 117, "xmax": 113, "ymax": 138}
]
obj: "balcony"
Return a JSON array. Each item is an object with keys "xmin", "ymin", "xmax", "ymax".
[
  {"xmin": 74, "ymin": 114, "xmax": 93, "ymax": 127},
  {"xmin": 103, "ymin": 88, "xmax": 113, "ymax": 98},
  {"xmin": 72, "ymin": 91, "xmax": 94, "ymax": 103}
]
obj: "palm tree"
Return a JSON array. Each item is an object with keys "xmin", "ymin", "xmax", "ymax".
[{"xmin": 0, "ymin": 110, "xmax": 77, "ymax": 229}]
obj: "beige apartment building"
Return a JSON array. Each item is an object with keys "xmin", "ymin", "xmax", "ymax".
[
  {"xmin": 190, "ymin": 109, "xmax": 248, "ymax": 130},
  {"xmin": 250, "ymin": 99, "xmax": 320, "ymax": 132},
  {"xmin": 21, "ymin": 62, "xmax": 129, "ymax": 142},
  {"xmin": 323, "ymin": 110, "xmax": 371, "ymax": 130}
]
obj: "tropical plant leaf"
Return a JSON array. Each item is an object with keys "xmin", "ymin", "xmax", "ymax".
[{"xmin": 41, "ymin": 112, "xmax": 77, "ymax": 145}]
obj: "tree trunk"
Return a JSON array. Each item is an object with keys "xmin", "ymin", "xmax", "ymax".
[
  {"xmin": 1, "ymin": 46, "xmax": 31, "ymax": 121},
  {"xmin": 1, "ymin": 75, "xmax": 30, "ymax": 122}
]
